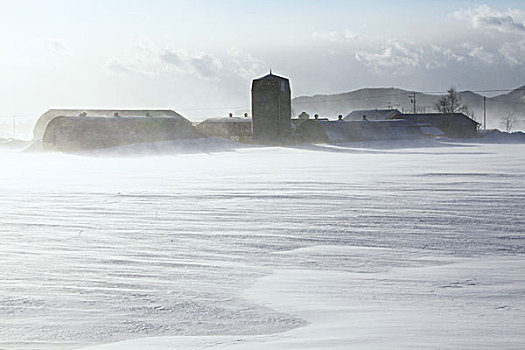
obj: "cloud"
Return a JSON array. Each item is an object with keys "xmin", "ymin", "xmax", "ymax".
[
  {"xmin": 108, "ymin": 38, "xmax": 263, "ymax": 81},
  {"xmin": 450, "ymin": 5, "xmax": 525, "ymax": 67},
  {"xmin": 106, "ymin": 37, "xmax": 164, "ymax": 77},
  {"xmin": 460, "ymin": 42, "xmax": 495, "ymax": 64},
  {"xmin": 355, "ymin": 40, "xmax": 421, "ymax": 72},
  {"xmin": 45, "ymin": 38, "xmax": 67, "ymax": 52},
  {"xmin": 227, "ymin": 47, "xmax": 265, "ymax": 79},
  {"xmin": 160, "ymin": 48, "xmax": 183, "ymax": 67},
  {"xmin": 452, "ymin": 5, "xmax": 525, "ymax": 35},
  {"xmin": 499, "ymin": 40, "xmax": 525, "ymax": 65},
  {"xmin": 312, "ymin": 29, "xmax": 361, "ymax": 42},
  {"xmin": 160, "ymin": 48, "xmax": 222, "ymax": 79},
  {"xmin": 105, "ymin": 37, "xmax": 224, "ymax": 80},
  {"xmin": 107, "ymin": 59, "xmax": 140, "ymax": 75},
  {"xmin": 107, "ymin": 38, "xmax": 264, "ymax": 81},
  {"xmin": 189, "ymin": 52, "xmax": 223, "ymax": 79},
  {"xmin": 426, "ymin": 45, "xmax": 466, "ymax": 68},
  {"xmin": 355, "ymin": 39, "xmax": 511, "ymax": 73}
]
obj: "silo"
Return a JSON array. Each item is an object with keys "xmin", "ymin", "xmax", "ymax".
[{"xmin": 251, "ymin": 72, "xmax": 291, "ymax": 143}]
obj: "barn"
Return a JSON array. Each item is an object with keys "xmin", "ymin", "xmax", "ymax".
[
  {"xmin": 296, "ymin": 119, "xmax": 423, "ymax": 143},
  {"xmin": 390, "ymin": 113, "xmax": 479, "ymax": 138},
  {"xmin": 36, "ymin": 109, "xmax": 195, "ymax": 151},
  {"xmin": 195, "ymin": 117, "xmax": 252, "ymax": 141}
]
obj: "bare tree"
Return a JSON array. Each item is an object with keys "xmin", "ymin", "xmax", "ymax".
[
  {"xmin": 500, "ymin": 113, "xmax": 518, "ymax": 133},
  {"xmin": 435, "ymin": 87, "xmax": 471, "ymax": 114}
]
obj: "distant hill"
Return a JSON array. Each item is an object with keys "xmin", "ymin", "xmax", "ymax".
[{"xmin": 292, "ymin": 85, "xmax": 525, "ymax": 130}]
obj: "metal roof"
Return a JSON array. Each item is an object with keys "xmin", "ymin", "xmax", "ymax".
[
  {"xmin": 200, "ymin": 117, "xmax": 252, "ymax": 124},
  {"xmin": 252, "ymin": 73, "xmax": 291, "ymax": 92},
  {"xmin": 297, "ymin": 119, "xmax": 423, "ymax": 143},
  {"xmin": 391, "ymin": 113, "xmax": 479, "ymax": 125}
]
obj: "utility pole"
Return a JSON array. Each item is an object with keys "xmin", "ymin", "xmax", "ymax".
[{"xmin": 483, "ymin": 96, "xmax": 486, "ymax": 131}]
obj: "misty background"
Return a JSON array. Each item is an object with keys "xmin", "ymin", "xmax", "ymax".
[{"xmin": 0, "ymin": 0, "xmax": 524, "ymax": 138}]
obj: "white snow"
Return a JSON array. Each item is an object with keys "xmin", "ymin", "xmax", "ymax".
[{"xmin": 0, "ymin": 141, "xmax": 523, "ymax": 349}]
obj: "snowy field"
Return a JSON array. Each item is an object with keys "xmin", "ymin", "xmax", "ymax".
[{"xmin": 0, "ymin": 140, "xmax": 524, "ymax": 349}]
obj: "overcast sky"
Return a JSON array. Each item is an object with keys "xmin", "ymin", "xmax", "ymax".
[{"xmin": 0, "ymin": 0, "xmax": 524, "ymax": 119}]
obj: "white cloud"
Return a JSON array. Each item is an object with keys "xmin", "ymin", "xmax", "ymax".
[
  {"xmin": 499, "ymin": 40, "xmax": 525, "ymax": 65},
  {"xmin": 450, "ymin": 5, "xmax": 525, "ymax": 67},
  {"xmin": 105, "ymin": 38, "xmax": 224, "ymax": 80},
  {"xmin": 107, "ymin": 38, "xmax": 164, "ymax": 77},
  {"xmin": 354, "ymin": 35, "xmax": 522, "ymax": 73},
  {"xmin": 426, "ymin": 45, "xmax": 466, "ymax": 68},
  {"xmin": 107, "ymin": 38, "xmax": 266, "ymax": 81},
  {"xmin": 312, "ymin": 29, "xmax": 361, "ymax": 42},
  {"xmin": 452, "ymin": 5, "xmax": 525, "ymax": 36},
  {"xmin": 355, "ymin": 40, "xmax": 421, "ymax": 72},
  {"xmin": 160, "ymin": 48, "xmax": 183, "ymax": 67},
  {"xmin": 107, "ymin": 59, "xmax": 141, "ymax": 75},
  {"xmin": 44, "ymin": 38, "xmax": 67, "ymax": 53},
  {"xmin": 227, "ymin": 47, "xmax": 265, "ymax": 79},
  {"xmin": 188, "ymin": 52, "xmax": 223, "ymax": 79},
  {"xmin": 159, "ymin": 48, "xmax": 222, "ymax": 79},
  {"xmin": 431, "ymin": 45, "xmax": 464, "ymax": 62},
  {"xmin": 460, "ymin": 43, "xmax": 495, "ymax": 64}
]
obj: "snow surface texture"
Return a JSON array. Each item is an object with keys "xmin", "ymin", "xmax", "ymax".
[{"xmin": 0, "ymin": 141, "xmax": 524, "ymax": 349}]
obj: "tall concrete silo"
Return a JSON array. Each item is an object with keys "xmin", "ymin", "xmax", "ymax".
[{"xmin": 251, "ymin": 72, "xmax": 291, "ymax": 143}]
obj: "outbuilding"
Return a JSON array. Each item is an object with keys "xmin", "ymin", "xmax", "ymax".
[
  {"xmin": 390, "ymin": 113, "xmax": 479, "ymax": 138},
  {"xmin": 33, "ymin": 109, "xmax": 185, "ymax": 141},
  {"xmin": 37, "ymin": 109, "xmax": 195, "ymax": 151},
  {"xmin": 296, "ymin": 119, "xmax": 423, "ymax": 143},
  {"xmin": 195, "ymin": 117, "xmax": 252, "ymax": 141},
  {"xmin": 251, "ymin": 72, "xmax": 291, "ymax": 144}
]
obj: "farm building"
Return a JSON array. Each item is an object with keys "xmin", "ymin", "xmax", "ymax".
[
  {"xmin": 296, "ymin": 119, "xmax": 423, "ymax": 143},
  {"xmin": 251, "ymin": 72, "xmax": 291, "ymax": 143},
  {"xmin": 195, "ymin": 117, "xmax": 252, "ymax": 141},
  {"xmin": 390, "ymin": 113, "xmax": 479, "ymax": 138},
  {"xmin": 344, "ymin": 109, "xmax": 401, "ymax": 121},
  {"xmin": 37, "ymin": 109, "xmax": 194, "ymax": 151},
  {"xmin": 297, "ymin": 112, "xmax": 310, "ymax": 120},
  {"xmin": 33, "ymin": 109, "xmax": 185, "ymax": 141}
]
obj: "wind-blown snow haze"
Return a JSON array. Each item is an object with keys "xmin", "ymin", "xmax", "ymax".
[{"xmin": 1, "ymin": 141, "xmax": 524, "ymax": 349}]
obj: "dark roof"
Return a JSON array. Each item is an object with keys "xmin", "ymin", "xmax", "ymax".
[
  {"xmin": 253, "ymin": 72, "xmax": 289, "ymax": 82},
  {"xmin": 200, "ymin": 117, "xmax": 252, "ymax": 124},
  {"xmin": 42, "ymin": 109, "xmax": 184, "ymax": 118},
  {"xmin": 344, "ymin": 109, "xmax": 401, "ymax": 121},
  {"xmin": 391, "ymin": 113, "xmax": 479, "ymax": 125},
  {"xmin": 297, "ymin": 119, "xmax": 423, "ymax": 143},
  {"xmin": 252, "ymin": 72, "xmax": 290, "ymax": 91}
]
